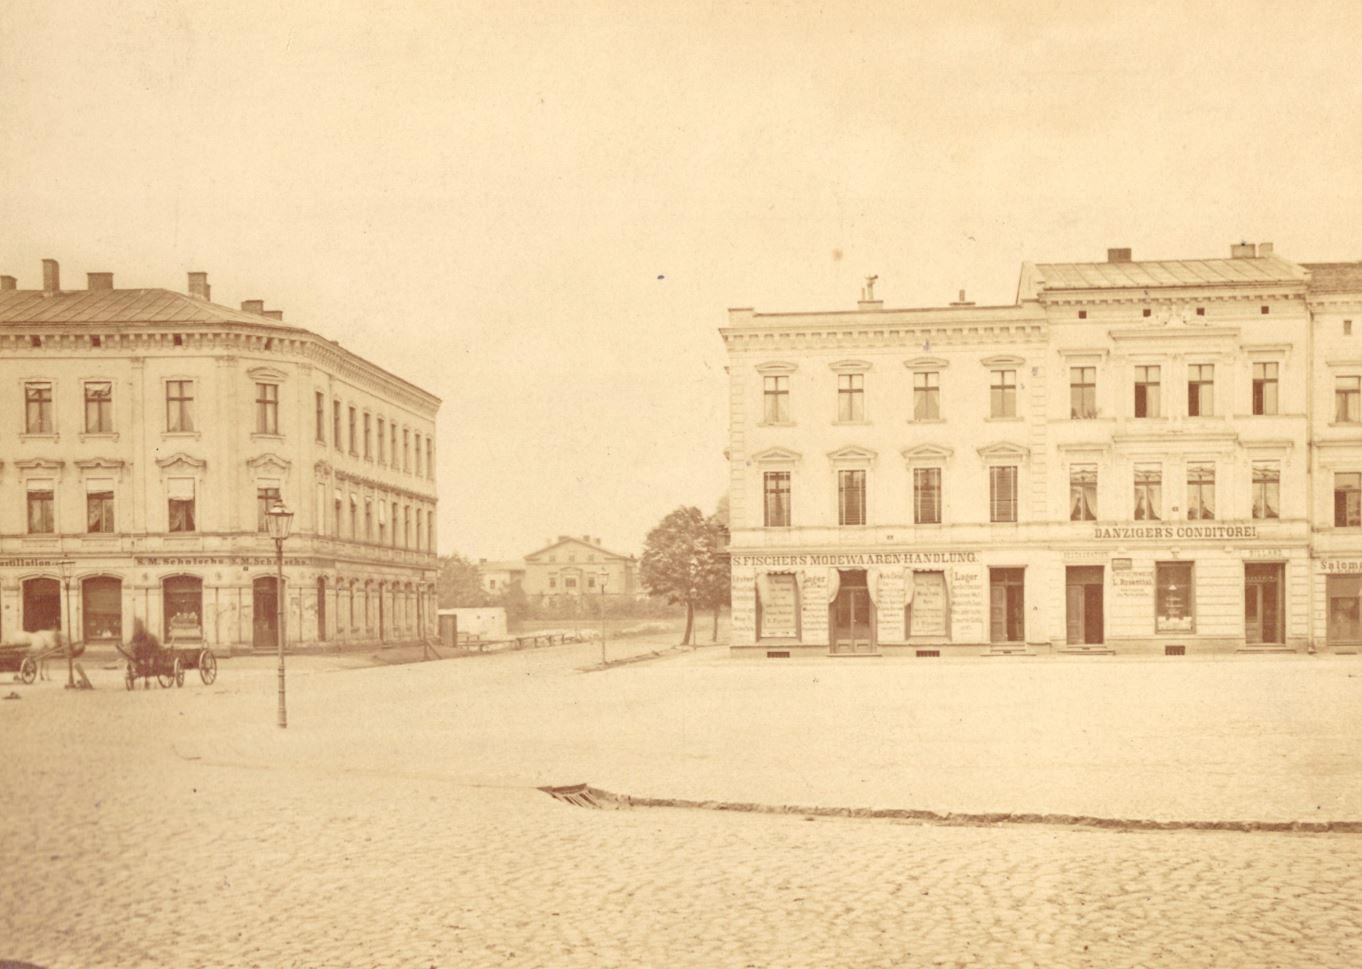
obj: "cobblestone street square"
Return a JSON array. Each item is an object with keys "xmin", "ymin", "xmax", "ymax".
[{"xmin": 4, "ymin": 639, "xmax": 1362, "ymax": 967}]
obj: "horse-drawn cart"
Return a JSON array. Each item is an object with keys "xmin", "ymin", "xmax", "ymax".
[
  {"xmin": 121, "ymin": 616, "xmax": 217, "ymax": 690},
  {"xmin": 0, "ymin": 643, "xmax": 39, "ymax": 684}
]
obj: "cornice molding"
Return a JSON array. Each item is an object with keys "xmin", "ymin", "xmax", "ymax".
[
  {"xmin": 754, "ymin": 360, "xmax": 798, "ymax": 375},
  {"xmin": 246, "ymin": 452, "xmax": 292, "ymax": 474},
  {"xmin": 155, "ymin": 452, "xmax": 207, "ymax": 471},
  {"xmin": 827, "ymin": 444, "xmax": 877, "ymax": 465},
  {"xmin": 750, "ymin": 446, "xmax": 803, "ymax": 465}
]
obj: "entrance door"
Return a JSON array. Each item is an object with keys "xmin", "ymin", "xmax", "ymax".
[
  {"xmin": 253, "ymin": 576, "xmax": 279, "ymax": 649},
  {"xmin": 831, "ymin": 570, "xmax": 875, "ymax": 655},
  {"xmin": 989, "ymin": 568, "xmax": 1025, "ymax": 644},
  {"xmin": 1065, "ymin": 566, "xmax": 1104, "ymax": 645},
  {"xmin": 1244, "ymin": 564, "xmax": 1284, "ymax": 645},
  {"xmin": 23, "ymin": 577, "xmax": 61, "ymax": 632}
]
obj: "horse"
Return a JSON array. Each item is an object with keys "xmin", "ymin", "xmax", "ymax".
[{"xmin": 7, "ymin": 629, "xmax": 69, "ymax": 681}]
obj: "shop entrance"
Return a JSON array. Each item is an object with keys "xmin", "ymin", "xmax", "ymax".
[
  {"xmin": 830, "ymin": 569, "xmax": 874, "ymax": 655},
  {"xmin": 1065, "ymin": 567, "xmax": 1104, "ymax": 645},
  {"xmin": 1326, "ymin": 575, "xmax": 1360, "ymax": 650},
  {"xmin": 22, "ymin": 577, "xmax": 61, "ymax": 632},
  {"xmin": 989, "ymin": 568, "xmax": 1025, "ymax": 644},
  {"xmin": 253, "ymin": 576, "xmax": 279, "ymax": 650},
  {"xmin": 1244, "ymin": 563, "xmax": 1284, "ymax": 645}
]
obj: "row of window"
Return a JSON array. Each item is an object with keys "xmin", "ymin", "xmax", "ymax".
[
  {"xmin": 761, "ymin": 366, "xmax": 1362, "ymax": 423},
  {"xmin": 314, "ymin": 391, "xmax": 434, "ymax": 479},
  {"xmin": 325, "ymin": 488, "xmax": 437, "ymax": 553},
  {"xmin": 761, "ymin": 466, "xmax": 1361, "ymax": 527}
]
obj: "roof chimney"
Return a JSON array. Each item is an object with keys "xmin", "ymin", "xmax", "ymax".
[
  {"xmin": 0, "ymin": 275, "xmax": 15, "ymax": 291},
  {"xmin": 42, "ymin": 259, "xmax": 59, "ymax": 296},
  {"xmin": 949, "ymin": 288, "xmax": 975, "ymax": 306},
  {"xmin": 1107, "ymin": 248, "xmax": 1132, "ymax": 263},
  {"xmin": 1231, "ymin": 242, "xmax": 1257, "ymax": 259},
  {"xmin": 187, "ymin": 271, "xmax": 211, "ymax": 301},
  {"xmin": 262, "ymin": 309, "xmax": 284, "ymax": 320},
  {"xmin": 87, "ymin": 272, "xmax": 114, "ymax": 290},
  {"xmin": 1258, "ymin": 241, "xmax": 1274, "ymax": 256},
  {"xmin": 857, "ymin": 274, "xmax": 883, "ymax": 310},
  {"xmin": 241, "ymin": 299, "xmax": 265, "ymax": 315}
]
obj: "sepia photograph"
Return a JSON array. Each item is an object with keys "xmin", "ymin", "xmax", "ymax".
[{"xmin": 2, "ymin": 1, "xmax": 1362, "ymax": 966}]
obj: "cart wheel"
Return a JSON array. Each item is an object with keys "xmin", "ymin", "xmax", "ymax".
[
  {"xmin": 174, "ymin": 656, "xmax": 185, "ymax": 688},
  {"xmin": 199, "ymin": 650, "xmax": 217, "ymax": 685},
  {"xmin": 125, "ymin": 663, "xmax": 136, "ymax": 691},
  {"xmin": 20, "ymin": 657, "xmax": 37, "ymax": 685},
  {"xmin": 157, "ymin": 665, "xmax": 174, "ymax": 689}
]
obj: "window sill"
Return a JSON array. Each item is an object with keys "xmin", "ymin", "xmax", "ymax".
[
  {"xmin": 19, "ymin": 432, "xmax": 59, "ymax": 442},
  {"xmin": 908, "ymin": 417, "xmax": 945, "ymax": 424},
  {"xmin": 251, "ymin": 432, "xmax": 284, "ymax": 442},
  {"xmin": 757, "ymin": 421, "xmax": 797, "ymax": 428},
  {"xmin": 164, "ymin": 431, "xmax": 201, "ymax": 440},
  {"xmin": 985, "ymin": 416, "xmax": 1023, "ymax": 423},
  {"xmin": 832, "ymin": 420, "xmax": 870, "ymax": 427},
  {"xmin": 80, "ymin": 431, "xmax": 119, "ymax": 442}
]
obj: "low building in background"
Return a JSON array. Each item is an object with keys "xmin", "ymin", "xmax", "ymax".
[
  {"xmin": 477, "ymin": 560, "xmax": 526, "ymax": 595},
  {"xmin": 477, "ymin": 535, "xmax": 638, "ymax": 600},
  {"xmin": 0, "ymin": 259, "xmax": 441, "ymax": 653},
  {"xmin": 721, "ymin": 243, "xmax": 1362, "ymax": 657}
]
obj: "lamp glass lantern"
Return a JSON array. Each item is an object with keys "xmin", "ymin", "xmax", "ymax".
[{"xmin": 265, "ymin": 503, "xmax": 294, "ymax": 542}]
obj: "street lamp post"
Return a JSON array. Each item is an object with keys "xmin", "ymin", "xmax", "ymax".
[
  {"xmin": 265, "ymin": 502, "xmax": 295, "ymax": 728},
  {"xmin": 57, "ymin": 559, "xmax": 75, "ymax": 689},
  {"xmin": 599, "ymin": 572, "xmax": 609, "ymax": 667}
]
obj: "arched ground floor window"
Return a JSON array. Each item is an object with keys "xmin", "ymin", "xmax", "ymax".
[{"xmin": 83, "ymin": 576, "xmax": 122, "ymax": 641}]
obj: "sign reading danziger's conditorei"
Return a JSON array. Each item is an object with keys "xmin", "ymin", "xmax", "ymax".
[{"xmin": 1090, "ymin": 524, "xmax": 1260, "ymax": 540}]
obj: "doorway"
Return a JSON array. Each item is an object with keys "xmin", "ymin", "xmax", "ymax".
[
  {"xmin": 989, "ymin": 568, "xmax": 1025, "ymax": 644},
  {"xmin": 1244, "ymin": 563, "xmax": 1284, "ymax": 645},
  {"xmin": 23, "ymin": 577, "xmax": 61, "ymax": 632},
  {"xmin": 1065, "ymin": 566, "xmax": 1104, "ymax": 645},
  {"xmin": 830, "ymin": 569, "xmax": 875, "ymax": 655},
  {"xmin": 253, "ymin": 576, "xmax": 279, "ymax": 650}
]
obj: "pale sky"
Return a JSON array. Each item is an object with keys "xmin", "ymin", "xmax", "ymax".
[{"xmin": 3, "ymin": 1, "xmax": 1360, "ymax": 561}]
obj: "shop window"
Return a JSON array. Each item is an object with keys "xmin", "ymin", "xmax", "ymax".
[
  {"xmin": 25, "ymin": 381, "xmax": 53, "ymax": 433},
  {"xmin": 1069, "ymin": 367, "xmax": 1097, "ymax": 419},
  {"xmin": 763, "ymin": 471, "xmax": 791, "ymax": 527},
  {"xmin": 1336, "ymin": 376, "xmax": 1361, "ymax": 423},
  {"xmin": 989, "ymin": 568, "xmax": 1024, "ymax": 643},
  {"xmin": 82, "ymin": 576, "xmax": 122, "ymax": 641},
  {"xmin": 22, "ymin": 577, "xmax": 61, "ymax": 632},
  {"xmin": 913, "ymin": 371, "xmax": 940, "ymax": 420},
  {"xmin": 1327, "ymin": 575, "xmax": 1361, "ymax": 647},
  {"xmin": 1134, "ymin": 366, "xmax": 1161, "ymax": 418},
  {"xmin": 1251, "ymin": 463, "xmax": 1279, "ymax": 520},
  {"xmin": 989, "ymin": 466, "xmax": 1017, "ymax": 523},
  {"xmin": 84, "ymin": 381, "xmax": 113, "ymax": 432},
  {"xmin": 757, "ymin": 574, "xmax": 799, "ymax": 640},
  {"xmin": 1070, "ymin": 465, "xmax": 1097, "ymax": 521},
  {"xmin": 1187, "ymin": 364, "xmax": 1214, "ymax": 417},
  {"xmin": 1186, "ymin": 463, "xmax": 1216, "ymax": 520},
  {"xmin": 166, "ymin": 380, "xmax": 194, "ymax": 432},
  {"xmin": 990, "ymin": 370, "xmax": 1017, "ymax": 418},
  {"xmin": 255, "ymin": 383, "xmax": 279, "ymax": 434},
  {"xmin": 837, "ymin": 373, "xmax": 865, "ymax": 422},
  {"xmin": 763, "ymin": 376, "xmax": 789, "ymax": 423},
  {"xmin": 1155, "ymin": 562, "xmax": 1194, "ymax": 633},
  {"xmin": 163, "ymin": 576, "xmax": 203, "ymax": 639},
  {"xmin": 838, "ymin": 469, "xmax": 866, "ymax": 526},
  {"xmin": 907, "ymin": 571, "xmax": 948, "ymax": 638},
  {"xmin": 26, "ymin": 486, "xmax": 55, "ymax": 534},
  {"xmin": 1252, "ymin": 363, "xmax": 1279, "ymax": 416},
  {"xmin": 1134, "ymin": 466, "xmax": 1162, "ymax": 521},
  {"xmin": 913, "ymin": 468, "xmax": 942, "ymax": 524},
  {"xmin": 1335, "ymin": 473, "xmax": 1361, "ymax": 528}
]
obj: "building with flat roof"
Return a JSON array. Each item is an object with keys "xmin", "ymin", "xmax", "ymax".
[
  {"xmin": 0, "ymin": 259, "xmax": 440, "ymax": 653},
  {"xmin": 722, "ymin": 243, "xmax": 1362, "ymax": 657}
]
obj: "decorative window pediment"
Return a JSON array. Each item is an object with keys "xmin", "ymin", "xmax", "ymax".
[
  {"xmin": 980, "ymin": 354, "xmax": 1025, "ymax": 367},
  {"xmin": 15, "ymin": 458, "xmax": 64, "ymax": 472},
  {"xmin": 247, "ymin": 366, "xmax": 288, "ymax": 382},
  {"xmin": 314, "ymin": 460, "xmax": 334, "ymax": 477},
  {"xmin": 74, "ymin": 458, "xmax": 126, "ymax": 471},
  {"xmin": 755, "ymin": 361, "xmax": 798, "ymax": 375},
  {"xmin": 1056, "ymin": 442, "xmax": 1110, "ymax": 457},
  {"xmin": 901, "ymin": 443, "xmax": 954, "ymax": 464},
  {"xmin": 976, "ymin": 441, "xmax": 1030, "ymax": 462},
  {"xmin": 751, "ymin": 446, "xmax": 803, "ymax": 465},
  {"xmin": 904, "ymin": 356, "xmax": 949, "ymax": 371},
  {"xmin": 247, "ymin": 452, "xmax": 292, "ymax": 474},
  {"xmin": 828, "ymin": 359, "xmax": 872, "ymax": 374},
  {"xmin": 827, "ymin": 444, "xmax": 877, "ymax": 466},
  {"xmin": 156, "ymin": 452, "xmax": 207, "ymax": 471},
  {"xmin": 1058, "ymin": 347, "xmax": 1108, "ymax": 361}
]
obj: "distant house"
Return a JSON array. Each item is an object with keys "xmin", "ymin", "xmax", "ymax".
[
  {"xmin": 523, "ymin": 535, "xmax": 638, "ymax": 598},
  {"xmin": 477, "ymin": 560, "xmax": 526, "ymax": 595}
]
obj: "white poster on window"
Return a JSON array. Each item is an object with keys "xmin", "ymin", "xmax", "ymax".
[
  {"xmin": 760, "ymin": 573, "xmax": 798, "ymax": 639},
  {"xmin": 875, "ymin": 571, "xmax": 906, "ymax": 642},
  {"xmin": 909, "ymin": 571, "xmax": 948, "ymax": 637},
  {"xmin": 801, "ymin": 571, "xmax": 829, "ymax": 644}
]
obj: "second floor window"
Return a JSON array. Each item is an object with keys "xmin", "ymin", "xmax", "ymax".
[
  {"xmin": 1070, "ymin": 465, "xmax": 1097, "ymax": 521},
  {"xmin": 1134, "ymin": 365, "xmax": 1161, "ymax": 418},
  {"xmin": 403, "ymin": 429, "xmax": 411, "ymax": 471},
  {"xmin": 255, "ymin": 383, "xmax": 279, "ymax": 434},
  {"xmin": 348, "ymin": 407, "xmax": 357, "ymax": 454},
  {"xmin": 81, "ymin": 381, "xmax": 113, "ymax": 433},
  {"xmin": 1252, "ymin": 363, "xmax": 1279, "ymax": 416},
  {"xmin": 989, "ymin": 465, "xmax": 1018, "ymax": 522},
  {"xmin": 25, "ymin": 382, "xmax": 53, "ymax": 433},
  {"xmin": 378, "ymin": 418, "xmax": 386, "ymax": 463},
  {"xmin": 415, "ymin": 433, "xmax": 423, "ymax": 476},
  {"xmin": 168, "ymin": 478, "xmax": 196, "ymax": 532},
  {"xmin": 1069, "ymin": 367, "xmax": 1097, "ymax": 419},
  {"xmin": 364, "ymin": 413, "xmax": 373, "ymax": 459},
  {"xmin": 1252, "ymin": 463, "xmax": 1280, "ymax": 520},
  {"xmin": 27, "ymin": 488, "xmax": 54, "ymax": 534},
  {"xmin": 333, "ymin": 400, "xmax": 342, "ymax": 449},
  {"xmin": 763, "ymin": 376, "xmax": 790, "ymax": 423},
  {"xmin": 315, "ymin": 391, "xmax": 326, "ymax": 442},
  {"xmin": 1188, "ymin": 364, "xmax": 1214, "ymax": 417},
  {"xmin": 257, "ymin": 486, "xmax": 282, "ymax": 532},
  {"xmin": 1187, "ymin": 462, "xmax": 1216, "ymax": 520},
  {"xmin": 166, "ymin": 380, "xmax": 194, "ymax": 432},
  {"xmin": 763, "ymin": 471, "xmax": 791, "ymax": 527},
  {"xmin": 838, "ymin": 469, "xmax": 866, "ymax": 526},
  {"xmin": 426, "ymin": 439, "xmax": 434, "ymax": 479},
  {"xmin": 990, "ymin": 370, "xmax": 1016, "ymax": 418},
  {"xmin": 1336, "ymin": 472, "xmax": 1361, "ymax": 528},
  {"xmin": 1134, "ymin": 466, "xmax": 1162, "ymax": 521},
  {"xmin": 87, "ymin": 486, "xmax": 115, "ymax": 533},
  {"xmin": 913, "ymin": 467, "xmax": 941, "ymax": 524},
  {"xmin": 365, "ymin": 501, "xmax": 373, "ymax": 541},
  {"xmin": 837, "ymin": 374, "xmax": 864, "ymax": 422},
  {"xmin": 913, "ymin": 372, "xmax": 940, "ymax": 420},
  {"xmin": 1337, "ymin": 376, "xmax": 1361, "ymax": 423},
  {"xmin": 391, "ymin": 425, "xmax": 399, "ymax": 468}
]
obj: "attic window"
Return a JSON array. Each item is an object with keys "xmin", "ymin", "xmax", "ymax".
[
  {"xmin": 1345, "ymin": 320, "xmax": 1353, "ymax": 336},
  {"xmin": 1196, "ymin": 307, "xmax": 1205, "ymax": 316},
  {"xmin": 29, "ymin": 335, "xmax": 42, "ymax": 348},
  {"xmin": 1142, "ymin": 308, "xmax": 1151, "ymax": 318},
  {"xmin": 173, "ymin": 333, "xmax": 184, "ymax": 346},
  {"xmin": 1260, "ymin": 306, "xmax": 1270, "ymax": 315},
  {"xmin": 90, "ymin": 335, "xmax": 102, "ymax": 347},
  {"xmin": 1078, "ymin": 310, "xmax": 1087, "ymax": 320}
]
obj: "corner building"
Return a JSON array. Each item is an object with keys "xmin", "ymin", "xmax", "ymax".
[
  {"xmin": 723, "ymin": 243, "xmax": 1362, "ymax": 657},
  {"xmin": 0, "ymin": 260, "xmax": 440, "ymax": 653}
]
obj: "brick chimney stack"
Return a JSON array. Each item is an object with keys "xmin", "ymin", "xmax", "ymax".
[
  {"xmin": 0, "ymin": 275, "xmax": 16, "ymax": 291},
  {"xmin": 187, "ymin": 271, "xmax": 211, "ymax": 301},
  {"xmin": 241, "ymin": 299, "xmax": 265, "ymax": 314},
  {"xmin": 87, "ymin": 272, "xmax": 114, "ymax": 290},
  {"xmin": 42, "ymin": 259, "xmax": 60, "ymax": 296},
  {"xmin": 263, "ymin": 309, "xmax": 284, "ymax": 320}
]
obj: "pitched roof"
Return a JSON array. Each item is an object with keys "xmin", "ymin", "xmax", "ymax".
[
  {"xmin": 1302, "ymin": 262, "xmax": 1362, "ymax": 294},
  {"xmin": 477, "ymin": 560, "xmax": 526, "ymax": 573},
  {"xmin": 1021, "ymin": 255, "xmax": 1308, "ymax": 296},
  {"xmin": 524, "ymin": 536, "xmax": 634, "ymax": 561},
  {"xmin": 0, "ymin": 287, "xmax": 304, "ymax": 328}
]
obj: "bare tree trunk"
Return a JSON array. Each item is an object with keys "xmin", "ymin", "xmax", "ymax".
[
  {"xmin": 682, "ymin": 602, "xmax": 694, "ymax": 645},
  {"xmin": 711, "ymin": 606, "xmax": 719, "ymax": 643}
]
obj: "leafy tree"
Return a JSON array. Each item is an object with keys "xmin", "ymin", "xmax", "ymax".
[
  {"xmin": 698, "ymin": 509, "xmax": 730, "ymax": 642},
  {"xmin": 436, "ymin": 553, "xmax": 487, "ymax": 608},
  {"xmin": 640, "ymin": 505, "xmax": 729, "ymax": 645}
]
